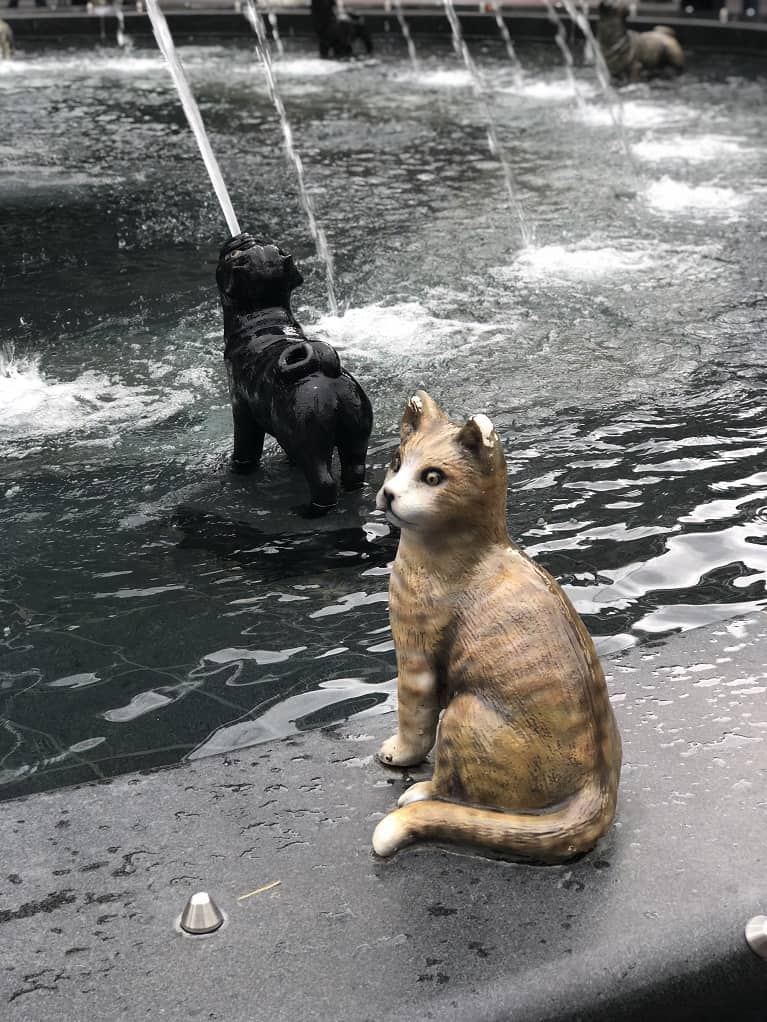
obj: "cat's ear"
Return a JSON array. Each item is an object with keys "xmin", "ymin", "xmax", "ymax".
[
  {"xmin": 400, "ymin": 390, "xmax": 446, "ymax": 441},
  {"xmin": 457, "ymin": 414, "xmax": 499, "ymax": 468}
]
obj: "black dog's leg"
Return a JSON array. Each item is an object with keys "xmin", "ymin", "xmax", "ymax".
[
  {"xmin": 231, "ymin": 400, "xmax": 265, "ymax": 473},
  {"xmin": 338, "ymin": 436, "xmax": 368, "ymax": 491},
  {"xmin": 300, "ymin": 452, "xmax": 338, "ymax": 511},
  {"xmin": 354, "ymin": 18, "xmax": 373, "ymax": 55}
]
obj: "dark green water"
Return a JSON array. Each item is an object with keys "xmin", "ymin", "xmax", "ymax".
[{"xmin": 1, "ymin": 37, "xmax": 765, "ymax": 798}]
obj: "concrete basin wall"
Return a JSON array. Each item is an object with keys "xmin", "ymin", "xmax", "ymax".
[{"xmin": 2, "ymin": 613, "xmax": 767, "ymax": 1020}]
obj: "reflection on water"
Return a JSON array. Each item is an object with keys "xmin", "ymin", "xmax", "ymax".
[{"xmin": 0, "ymin": 39, "xmax": 765, "ymax": 799}]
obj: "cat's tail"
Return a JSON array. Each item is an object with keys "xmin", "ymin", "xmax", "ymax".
[{"xmin": 372, "ymin": 779, "xmax": 615, "ymax": 863}]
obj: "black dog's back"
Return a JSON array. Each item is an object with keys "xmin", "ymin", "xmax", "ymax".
[{"xmin": 310, "ymin": 0, "xmax": 373, "ymax": 59}]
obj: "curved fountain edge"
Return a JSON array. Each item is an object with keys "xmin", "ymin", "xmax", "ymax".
[
  {"xmin": 4, "ymin": 7, "xmax": 767, "ymax": 53},
  {"xmin": 1, "ymin": 610, "xmax": 766, "ymax": 1020}
]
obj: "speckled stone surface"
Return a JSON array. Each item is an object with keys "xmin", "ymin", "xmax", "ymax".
[{"xmin": 2, "ymin": 614, "xmax": 767, "ymax": 1021}]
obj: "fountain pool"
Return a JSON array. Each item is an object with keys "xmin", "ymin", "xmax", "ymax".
[{"xmin": 1, "ymin": 37, "xmax": 765, "ymax": 799}]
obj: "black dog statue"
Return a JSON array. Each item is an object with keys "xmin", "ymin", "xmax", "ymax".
[
  {"xmin": 216, "ymin": 233, "xmax": 373, "ymax": 513},
  {"xmin": 310, "ymin": 0, "xmax": 373, "ymax": 60},
  {"xmin": 597, "ymin": 0, "xmax": 684, "ymax": 82}
]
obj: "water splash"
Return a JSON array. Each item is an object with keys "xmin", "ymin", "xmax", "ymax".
[
  {"xmin": 0, "ymin": 342, "xmax": 200, "ymax": 444},
  {"xmin": 144, "ymin": 0, "xmax": 241, "ymax": 236},
  {"xmin": 633, "ymin": 135, "xmax": 747, "ymax": 163},
  {"xmin": 645, "ymin": 177, "xmax": 747, "ymax": 217},
  {"xmin": 243, "ymin": 0, "xmax": 338, "ymax": 315},
  {"xmin": 441, "ymin": 0, "xmax": 532, "ymax": 247},
  {"xmin": 509, "ymin": 243, "xmax": 657, "ymax": 281}
]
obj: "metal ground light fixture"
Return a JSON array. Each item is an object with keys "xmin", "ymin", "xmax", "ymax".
[
  {"xmin": 745, "ymin": 916, "xmax": 767, "ymax": 960},
  {"xmin": 178, "ymin": 891, "xmax": 225, "ymax": 935}
]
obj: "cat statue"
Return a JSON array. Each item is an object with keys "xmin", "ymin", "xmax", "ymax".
[{"xmin": 372, "ymin": 391, "xmax": 622, "ymax": 861}]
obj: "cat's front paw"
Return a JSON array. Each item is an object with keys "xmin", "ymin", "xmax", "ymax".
[{"xmin": 376, "ymin": 733, "xmax": 428, "ymax": 768}]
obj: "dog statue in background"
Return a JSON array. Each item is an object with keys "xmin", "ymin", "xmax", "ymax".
[
  {"xmin": 372, "ymin": 391, "xmax": 622, "ymax": 861},
  {"xmin": 597, "ymin": 0, "xmax": 684, "ymax": 82},
  {"xmin": 310, "ymin": 0, "xmax": 373, "ymax": 60},
  {"xmin": 216, "ymin": 233, "xmax": 373, "ymax": 512},
  {"xmin": 0, "ymin": 19, "xmax": 14, "ymax": 59}
]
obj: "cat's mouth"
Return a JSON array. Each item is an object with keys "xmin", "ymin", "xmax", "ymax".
[{"xmin": 385, "ymin": 508, "xmax": 413, "ymax": 528}]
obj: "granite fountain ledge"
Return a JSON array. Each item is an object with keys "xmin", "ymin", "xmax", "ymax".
[
  {"xmin": 2, "ymin": 613, "xmax": 767, "ymax": 1021},
  {"xmin": 5, "ymin": 7, "xmax": 767, "ymax": 54}
]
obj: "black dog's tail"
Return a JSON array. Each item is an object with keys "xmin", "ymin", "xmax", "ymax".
[{"xmin": 278, "ymin": 341, "xmax": 342, "ymax": 383}]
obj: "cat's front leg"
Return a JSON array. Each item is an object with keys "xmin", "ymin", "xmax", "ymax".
[{"xmin": 377, "ymin": 652, "xmax": 439, "ymax": 767}]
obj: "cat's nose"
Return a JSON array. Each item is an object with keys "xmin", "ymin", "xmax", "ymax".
[{"xmin": 375, "ymin": 485, "xmax": 394, "ymax": 512}]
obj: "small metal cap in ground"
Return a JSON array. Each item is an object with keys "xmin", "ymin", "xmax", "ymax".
[
  {"xmin": 179, "ymin": 891, "xmax": 225, "ymax": 935},
  {"xmin": 745, "ymin": 916, "xmax": 767, "ymax": 960}
]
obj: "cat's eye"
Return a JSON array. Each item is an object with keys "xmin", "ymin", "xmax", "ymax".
[
  {"xmin": 422, "ymin": 468, "xmax": 444, "ymax": 486},
  {"xmin": 390, "ymin": 451, "xmax": 402, "ymax": 473}
]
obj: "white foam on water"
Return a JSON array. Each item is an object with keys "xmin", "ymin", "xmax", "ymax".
[
  {"xmin": 498, "ymin": 78, "xmax": 596, "ymax": 102},
  {"xmin": 0, "ymin": 347, "xmax": 197, "ymax": 443},
  {"xmin": 576, "ymin": 100, "xmax": 692, "ymax": 130},
  {"xmin": 0, "ymin": 55, "xmax": 165, "ymax": 78},
  {"xmin": 269, "ymin": 57, "xmax": 351, "ymax": 77},
  {"xmin": 645, "ymin": 177, "xmax": 748, "ymax": 217},
  {"xmin": 0, "ymin": 167, "xmax": 122, "ymax": 194},
  {"xmin": 413, "ymin": 69, "xmax": 473, "ymax": 89},
  {"xmin": 312, "ymin": 301, "xmax": 491, "ymax": 360},
  {"xmin": 633, "ymin": 134, "xmax": 748, "ymax": 163},
  {"xmin": 0, "ymin": 49, "xmax": 342, "ymax": 87},
  {"xmin": 501, "ymin": 243, "xmax": 657, "ymax": 283}
]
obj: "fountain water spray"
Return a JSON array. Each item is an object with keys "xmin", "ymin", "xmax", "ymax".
[
  {"xmin": 442, "ymin": 0, "xmax": 531, "ymax": 247},
  {"xmin": 248, "ymin": 0, "xmax": 285, "ymax": 60},
  {"xmin": 115, "ymin": 0, "xmax": 133, "ymax": 49},
  {"xmin": 266, "ymin": 10, "xmax": 285, "ymax": 59},
  {"xmin": 541, "ymin": 0, "xmax": 585, "ymax": 108},
  {"xmin": 145, "ymin": 0, "xmax": 241, "ymax": 236},
  {"xmin": 392, "ymin": 0, "xmax": 420, "ymax": 72},
  {"xmin": 490, "ymin": 0, "xmax": 523, "ymax": 87},
  {"xmin": 558, "ymin": 0, "xmax": 635, "ymax": 173},
  {"xmin": 243, "ymin": 0, "xmax": 338, "ymax": 315}
]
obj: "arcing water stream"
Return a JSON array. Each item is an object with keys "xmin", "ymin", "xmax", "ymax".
[
  {"xmin": 243, "ymin": 0, "xmax": 339, "ymax": 314},
  {"xmin": 441, "ymin": 0, "xmax": 532, "ymax": 246},
  {"xmin": 393, "ymin": 0, "xmax": 420, "ymax": 72},
  {"xmin": 144, "ymin": 0, "xmax": 241, "ymax": 236},
  {"xmin": 491, "ymin": 0, "xmax": 524, "ymax": 87}
]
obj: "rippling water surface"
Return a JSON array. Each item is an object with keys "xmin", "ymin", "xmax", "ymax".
[{"xmin": 1, "ymin": 37, "xmax": 765, "ymax": 797}]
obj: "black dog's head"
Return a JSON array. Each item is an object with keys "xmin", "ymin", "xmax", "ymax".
[
  {"xmin": 598, "ymin": 0, "xmax": 628, "ymax": 19},
  {"xmin": 216, "ymin": 233, "xmax": 304, "ymax": 315}
]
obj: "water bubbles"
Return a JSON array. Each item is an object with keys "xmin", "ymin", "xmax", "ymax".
[
  {"xmin": 633, "ymin": 134, "xmax": 748, "ymax": 163},
  {"xmin": 509, "ymin": 244, "xmax": 657, "ymax": 282},
  {"xmin": 645, "ymin": 177, "xmax": 748, "ymax": 218}
]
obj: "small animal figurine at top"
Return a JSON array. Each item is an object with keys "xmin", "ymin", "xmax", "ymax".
[
  {"xmin": 372, "ymin": 391, "xmax": 622, "ymax": 861},
  {"xmin": 216, "ymin": 233, "xmax": 372, "ymax": 512},
  {"xmin": 0, "ymin": 19, "xmax": 14, "ymax": 60},
  {"xmin": 310, "ymin": 0, "xmax": 373, "ymax": 60},
  {"xmin": 597, "ymin": 0, "xmax": 684, "ymax": 83}
]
